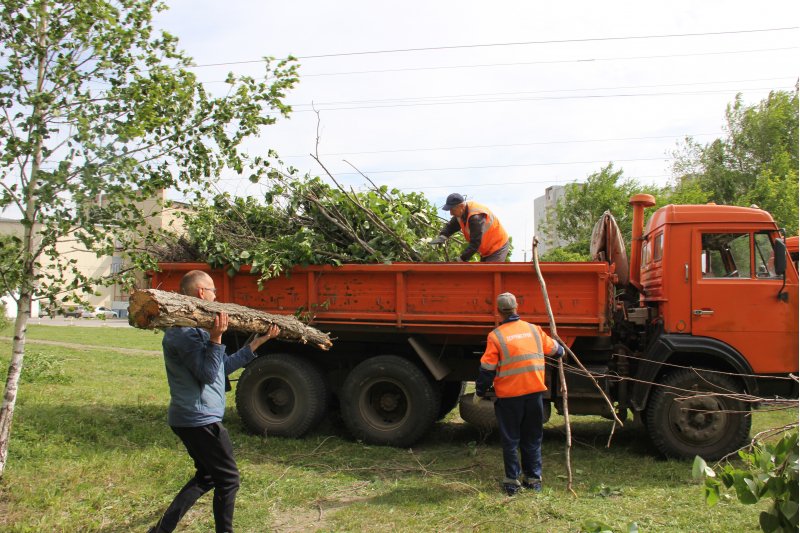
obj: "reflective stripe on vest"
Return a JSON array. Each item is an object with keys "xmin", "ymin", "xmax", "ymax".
[
  {"xmin": 493, "ymin": 323, "xmax": 544, "ymax": 377},
  {"xmin": 457, "ymin": 200, "xmax": 509, "ymax": 257}
]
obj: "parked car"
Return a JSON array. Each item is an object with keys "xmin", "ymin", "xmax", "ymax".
[
  {"xmin": 80, "ymin": 306, "xmax": 119, "ymax": 319},
  {"xmin": 62, "ymin": 306, "xmax": 85, "ymax": 318}
]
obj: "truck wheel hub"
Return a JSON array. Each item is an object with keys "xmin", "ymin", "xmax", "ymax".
[
  {"xmin": 379, "ymin": 393, "xmax": 400, "ymax": 411},
  {"xmin": 269, "ymin": 388, "xmax": 290, "ymax": 407},
  {"xmin": 675, "ymin": 397, "xmax": 723, "ymax": 440}
]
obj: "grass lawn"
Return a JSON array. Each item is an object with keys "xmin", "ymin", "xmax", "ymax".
[{"xmin": 0, "ymin": 325, "xmax": 795, "ymax": 532}]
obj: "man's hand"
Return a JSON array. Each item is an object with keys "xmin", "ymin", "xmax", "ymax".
[
  {"xmin": 209, "ymin": 312, "xmax": 229, "ymax": 344},
  {"xmin": 249, "ymin": 324, "xmax": 280, "ymax": 352},
  {"xmin": 429, "ymin": 235, "xmax": 446, "ymax": 246},
  {"xmin": 554, "ymin": 344, "xmax": 565, "ymax": 359}
]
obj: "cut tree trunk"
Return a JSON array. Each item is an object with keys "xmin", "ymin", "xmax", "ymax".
[{"xmin": 128, "ymin": 289, "xmax": 332, "ymax": 351}]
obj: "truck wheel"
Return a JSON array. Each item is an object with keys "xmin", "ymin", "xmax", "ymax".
[
  {"xmin": 340, "ymin": 355, "xmax": 440, "ymax": 447},
  {"xmin": 646, "ymin": 368, "xmax": 751, "ymax": 460},
  {"xmin": 459, "ymin": 394, "xmax": 551, "ymax": 431},
  {"xmin": 458, "ymin": 393, "xmax": 497, "ymax": 431},
  {"xmin": 438, "ymin": 381, "xmax": 466, "ymax": 420},
  {"xmin": 235, "ymin": 353, "xmax": 328, "ymax": 438}
]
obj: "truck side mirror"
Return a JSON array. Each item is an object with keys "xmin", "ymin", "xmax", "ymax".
[{"xmin": 773, "ymin": 239, "xmax": 787, "ymax": 276}]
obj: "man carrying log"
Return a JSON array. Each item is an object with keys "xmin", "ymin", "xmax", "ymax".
[{"xmin": 148, "ymin": 270, "xmax": 280, "ymax": 533}]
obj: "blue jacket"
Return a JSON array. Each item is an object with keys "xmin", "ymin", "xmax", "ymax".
[{"xmin": 163, "ymin": 327, "xmax": 256, "ymax": 427}]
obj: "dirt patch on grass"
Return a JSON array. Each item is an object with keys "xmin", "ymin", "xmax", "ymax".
[{"xmin": 272, "ymin": 489, "xmax": 375, "ymax": 532}]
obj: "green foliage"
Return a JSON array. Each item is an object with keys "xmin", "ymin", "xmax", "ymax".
[
  {"xmin": 539, "ymin": 164, "xmax": 662, "ymax": 257},
  {"xmin": 673, "ymin": 90, "xmax": 799, "ymax": 234},
  {"xmin": 0, "ymin": 302, "xmax": 9, "ymax": 329},
  {"xmin": 0, "ymin": 235, "xmax": 22, "ymax": 295},
  {"xmin": 19, "ymin": 350, "xmax": 71, "ymax": 384},
  {"xmin": 693, "ymin": 430, "xmax": 799, "ymax": 533},
  {"xmin": 0, "ymin": 0, "xmax": 299, "ymax": 307},
  {"xmin": 543, "ymin": 91, "xmax": 797, "ymax": 259},
  {"xmin": 178, "ymin": 174, "xmax": 460, "ymax": 280},
  {"xmin": 540, "ymin": 245, "xmax": 592, "ymax": 262}
]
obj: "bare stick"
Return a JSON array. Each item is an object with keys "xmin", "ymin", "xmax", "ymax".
[{"xmin": 531, "ymin": 237, "xmax": 576, "ymax": 496}]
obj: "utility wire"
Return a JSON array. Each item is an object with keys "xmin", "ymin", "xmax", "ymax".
[
  {"xmin": 288, "ymin": 76, "xmax": 794, "ymax": 109},
  {"xmin": 186, "ymin": 26, "xmax": 799, "ymax": 68},
  {"xmin": 299, "ymin": 46, "xmax": 798, "ymax": 78},
  {"xmin": 325, "ymin": 157, "xmax": 669, "ymax": 176},
  {"xmin": 193, "ymin": 47, "xmax": 797, "ymax": 83},
  {"xmin": 283, "ymin": 133, "xmax": 719, "ymax": 158},
  {"xmin": 293, "ymin": 86, "xmax": 792, "ymax": 112}
]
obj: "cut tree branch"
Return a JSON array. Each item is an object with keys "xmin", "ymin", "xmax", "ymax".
[{"xmin": 128, "ymin": 288, "xmax": 333, "ymax": 351}]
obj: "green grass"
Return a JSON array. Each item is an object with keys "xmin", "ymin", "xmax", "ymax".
[
  {"xmin": 0, "ymin": 326, "xmax": 795, "ymax": 532},
  {"xmin": 0, "ymin": 323, "xmax": 164, "ymax": 352}
]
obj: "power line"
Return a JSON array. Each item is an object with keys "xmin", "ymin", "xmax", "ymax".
[
  {"xmin": 284, "ymin": 133, "xmax": 719, "ymax": 158},
  {"xmin": 194, "ymin": 47, "xmax": 797, "ymax": 84},
  {"xmin": 330, "ymin": 157, "xmax": 669, "ymax": 176},
  {"xmin": 187, "ymin": 26, "xmax": 798, "ymax": 68},
  {"xmin": 222, "ymin": 173, "xmax": 672, "ymax": 190},
  {"xmin": 393, "ymin": 175, "xmax": 671, "ymax": 190},
  {"xmin": 299, "ymin": 46, "xmax": 797, "ymax": 78},
  {"xmin": 293, "ymin": 85, "xmax": 793, "ymax": 112},
  {"xmin": 288, "ymin": 76, "xmax": 793, "ymax": 109}
]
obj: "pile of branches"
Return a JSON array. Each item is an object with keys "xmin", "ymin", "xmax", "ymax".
[{"xmin": 155, "ymin": 173, "xmax": 464, "ymax": 279}]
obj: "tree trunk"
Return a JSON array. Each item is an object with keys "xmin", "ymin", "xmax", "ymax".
[
  {"xmin": 0, "ymin": 293, "xmax": 30, "ymax": 479},
  {"xmin": 128, "ymin": 289, "xmax": 333, "ymax": 351},
  {"xmin": 0, "ymin": 2, "xmax": 47, "ymax": 480}
]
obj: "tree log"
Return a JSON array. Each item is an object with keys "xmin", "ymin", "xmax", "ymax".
[{"xmin": 128, "ymin": 289, "xmax": 332, "ymax": 351}]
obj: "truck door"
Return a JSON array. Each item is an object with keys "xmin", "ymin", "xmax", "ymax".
[{"xmin": 691, "ymin": 230, "xmax": 798, "ymax": 374}]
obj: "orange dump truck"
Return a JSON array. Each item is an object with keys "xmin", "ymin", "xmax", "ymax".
[{"xmin": 150, "ymin": 195, "xmax": 798, "ymax": 459}]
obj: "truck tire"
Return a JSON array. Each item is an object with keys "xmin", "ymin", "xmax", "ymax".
[
  {"xmin": 235, "ymin": 353, "xmax": 328, "ymax": 438},
  {"xmin": 646, "ymin": 368, "xmax": 751, "ymax": 460},
  {"xmin": 340, "ymin": 355, "xmax": 440, "ymax": 447},
  {"xmin": 438, "ymin": 381, "xmax": 466, "ymax": 420},
  {"xmin": 458, "ymin": 393, "xmax": 497, "ymax": 431},
  {"xmin": 459, "ymin": 394, "xmax": 551, "ymax": 431}
]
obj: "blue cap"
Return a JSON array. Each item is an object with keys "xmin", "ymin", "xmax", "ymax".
[{"xmin": 441, "ymin": 193, "xmax": 466, "ymax": 210}]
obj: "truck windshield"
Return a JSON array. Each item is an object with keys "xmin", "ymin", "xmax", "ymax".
[{"xmin": 701, "ymin": 233, "xmax": 751, "ymax": 278}]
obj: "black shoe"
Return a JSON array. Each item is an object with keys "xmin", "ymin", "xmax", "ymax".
[
  {"xmin": 503, "ymin": 482, "xmax": 521, "ymax": 496},
  {"xmin": 522, "ymin": 478, "xmax": 542, "ymax": 492}
]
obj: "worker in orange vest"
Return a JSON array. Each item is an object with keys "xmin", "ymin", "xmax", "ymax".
[
  {"xmin": 429, "ymin": 193, "xmax": 510, "ymax": 262},
  {"xmin": 475, "ymin": 292, "xmax": 564, "ymax": 496}
]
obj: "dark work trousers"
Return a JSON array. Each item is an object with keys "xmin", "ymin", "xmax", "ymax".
[
  {"xmin": 481, "ymin": 240, "xmax": 510, "ymax": 262},
  {"xmin": 494, "ymin": 392, "xmax": 544, "ymax": 483},
  {"xmin": 154, "ymin": 422, "xmax": 240, "ymax": 533}
]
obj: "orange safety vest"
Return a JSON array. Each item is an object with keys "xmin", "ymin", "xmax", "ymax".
[
  {"xmin": 458, "ymin": 201, "xmax": 508, "ymax": 258},
  {"xmin": 480, "ymin": 320, "xmax": 554, "ymax": 398}
]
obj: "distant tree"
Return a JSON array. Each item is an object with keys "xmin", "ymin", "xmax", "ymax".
[
  {"xmin": 0, "ymin": 0, "xmax": 298, "ymax": 477},
  {"xmin": 673, "ymin": 89, "xmax": 799, "ymax": 234},
  {"xmin": 539, "ymin": 164, "xmax": 661, "ymax": 259},
  {"xmin": 543, "ymin": 90, "xmax": 797, "ymax": 261}
]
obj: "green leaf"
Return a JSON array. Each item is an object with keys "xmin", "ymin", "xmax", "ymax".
[
  {"xmin": 779, "ymin": 499, "xmax": 798, "ymax": 524},
  {"xmin": 693, "ymin": 456, "xmax": 715, "ymax": 479},
  {"xmin": 704, "ymin": 480, "xmax": 720, "ymax": 506},
  {"xmin": 759, "ymin": 510, "xmax": 782, "ymax": 533},
  {"xmin": 733, "ymin": 476, "xmax": 760, "ymax": 505}
]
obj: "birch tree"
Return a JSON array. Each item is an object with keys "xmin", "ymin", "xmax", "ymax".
[{"xmin": 0, "ymin": 0, "xmax": 298, "ymax": 477}]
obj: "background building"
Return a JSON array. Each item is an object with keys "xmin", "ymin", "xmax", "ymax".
[
  {"xmin": 533, "ymin": 185, "xmax": 568, "ymax": 256},
  {"xmin": 0, "ymin": 189, "xmax": 188, "ymax": 318}
]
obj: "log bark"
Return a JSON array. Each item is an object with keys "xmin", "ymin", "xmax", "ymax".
[{"xmin": 128, "ymin": 289, "xmax": 332, "ymax": 351}]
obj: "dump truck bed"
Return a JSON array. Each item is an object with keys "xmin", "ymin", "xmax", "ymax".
[{"xmin": 151, "ymin": 262, "xmax": 612, "ymax": 342}]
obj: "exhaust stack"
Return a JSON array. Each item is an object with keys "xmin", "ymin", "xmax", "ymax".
[{"xmin": 628, "ymin": 194, "xmax": 656, "ymax": 290}]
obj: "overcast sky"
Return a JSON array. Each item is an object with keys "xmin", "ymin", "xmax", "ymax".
[{"xmin": 154, "ymin": 1, "xmax": 798, "ymax": 260}]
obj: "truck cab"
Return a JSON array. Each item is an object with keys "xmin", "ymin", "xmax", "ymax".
[{"xmin": 627, "ymin": 197, "xmax": 798, "ymax": 457}]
